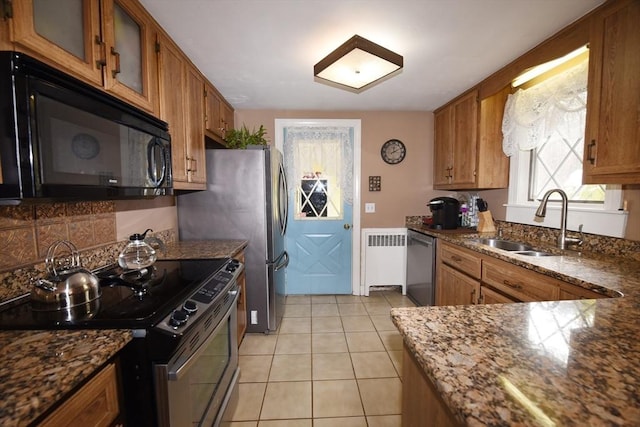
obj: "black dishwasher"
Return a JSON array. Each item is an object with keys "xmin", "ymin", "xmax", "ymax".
[{"xmin": 406, "ymin": 230, "xmax": 436, "ymax": 306}]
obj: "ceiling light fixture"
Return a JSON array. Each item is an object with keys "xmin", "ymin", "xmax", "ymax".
[{"xmin": 314, "ymin": 35, "xmax": 403, "ymax": 93}]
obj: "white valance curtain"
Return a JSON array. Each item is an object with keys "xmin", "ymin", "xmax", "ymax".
[
  {"xmin": 501, "ymin": 58, "xmax": 588, "ymax": 157},
  {"xmin": 283, "ymin": 126, "xmax": 354, "ymax": 204}
]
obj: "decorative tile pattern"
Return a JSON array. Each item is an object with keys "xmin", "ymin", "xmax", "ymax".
[
  {"xmin": 65, "ymin": 201, "xmax": 92, "ymax": 216},
  {"xmin": 93, "ymin": 215, "xmax": 116, "ymax": 245},
  {"xmin": 35, "ymin": 222, "xmax": 68, "ymax": 258},
  {"xmin": 0, "ymin": 205, "xmax": 34, "ymax": 229},
  {"xmin": 35, "ymin": 203, "xmax": 65, "ymax": 222},
  {"xmin": 0, "ymin": 228, "xmax": 37, "ymax": 270},
  {"xmin": 68, "ymin": 219, "xmax": 95, "ymax": 249}
]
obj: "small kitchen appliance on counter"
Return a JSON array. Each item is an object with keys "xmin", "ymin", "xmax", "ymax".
[{"xmin": 427, "ymin": 197, "xmax": 460, "ymax": 229}]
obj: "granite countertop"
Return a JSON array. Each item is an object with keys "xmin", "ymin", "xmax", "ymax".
[
  {"xmin": 0, "ymin": 239, "xmax": 247, "ymax": 427},
  {"xmin": 394, "ymin": 225, "xmax": 640, "ymax": 426},
  {"xmin": 161, "ymin": 239, "xmax": 248, "ymax": 260},
  {"xmin": 0, "ymin": 329, "xmax": 132, "ymax": 427}
]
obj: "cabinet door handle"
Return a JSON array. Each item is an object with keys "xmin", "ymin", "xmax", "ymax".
[
  {"xmin": 503, "ymin": 280, "xmax": 522, "ymax": 290},
  {"xmin": 470, "ymin": 289, "xmax": 477, "ymax": 304},
  {"xmin": 191, "ymin": 157, "xmax": 198, "ymax": 173},
  {"xmin": 586, "ymin": 140, "xmax": 596, "ymax": 165},
  {"xmin": 110, "ymin": 47, "xmax": 121, "ymax": 78},
  {"xmin": 95, "ymin": 36, "xmax": 107, "ymax": 68},
  {"xmin": 450, "ymin": 255, "xmax": 463, "ymax": 263}
]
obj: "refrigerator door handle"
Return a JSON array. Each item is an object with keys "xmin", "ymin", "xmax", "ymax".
[
  {"xmin": 269, "ymin": 251, "xmax": 289, "ymax": 271},
  {"xmin": 279, "ymin": 161, "xmax": 289, "ymax": 235}
]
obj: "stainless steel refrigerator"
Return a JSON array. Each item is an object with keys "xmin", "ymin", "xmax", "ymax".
[{"xmin": 177, "ymin": 146, "xmax": 289, "ymax": 333}]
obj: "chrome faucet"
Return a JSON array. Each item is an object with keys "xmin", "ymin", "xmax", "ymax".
[{"xmin": 535, "ymin": 189, "xmax": 584, "ymax": 250}]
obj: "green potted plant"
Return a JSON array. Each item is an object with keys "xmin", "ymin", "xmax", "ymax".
[{"xmin": 224, "ymin": 124, "xmax": 268, "ymax": 149}]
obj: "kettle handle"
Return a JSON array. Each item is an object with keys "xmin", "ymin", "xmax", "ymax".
[{"xmin": 45, "ymin": 240, "xmax": 81, "ymax": 277}]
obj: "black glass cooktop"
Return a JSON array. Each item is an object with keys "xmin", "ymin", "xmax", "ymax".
[{"xmin": 0, "ymin": 258, "xmax": 228, "ymax": 330}]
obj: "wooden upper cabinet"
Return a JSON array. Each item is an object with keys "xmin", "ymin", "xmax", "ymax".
[
  {"xmin": 8, "ymin": 0, "xmax": 158, "ymax": 115},
  {"xmin": 433, "ymin": 108, "xmax": 452, "ymax": 187},
  {"xmin": 433, "ymin": 89, "xmax": 508, "ymax": 190},
  {"xmin": 450, "ymin": 91, "xmax": 478, "ymax": 187},
  {"xmin": 157, "ymin": 34, "xmax": 187, "ymax": 183},
  {"xmin": 101, "ymin": 0, "xmax": 158, "ymax": 114},
  {"xmin": 204, "ymin": 84, "xmax": 224, "ymax": 140},
  {"xmin": 9, "ymin": 0, "xmax": 103, "ymax": 86},
  {"xmin": 221, "ymin": 102, "xmax": 235, "ymax": 137},
  {"xmin": 185, "ymin": 66, "xmax": 206, "ymax": 185},
  {"xmin": 157, "ymin": 32, "xmax": 206, "ymax": 190},
  {"xmin": 583, "ymin": 0, "xmax": 640, "ymax": 184},
  {"xmin": 204, "ymin": 83, "xmax": 235, "ymax": 144}
]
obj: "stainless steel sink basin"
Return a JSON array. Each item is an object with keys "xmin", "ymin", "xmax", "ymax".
[
  {"xmin": 514, "ymin": 250, "xmax": 555, "ymax": 257},
  {"xmin": 476, "ymin": 238, "xmax": 533, "ymax": 252}
]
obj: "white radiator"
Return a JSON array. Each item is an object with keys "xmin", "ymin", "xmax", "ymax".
[{"xmin": 361, "ymin": 228, "xmax": 407, "ymax": 296}]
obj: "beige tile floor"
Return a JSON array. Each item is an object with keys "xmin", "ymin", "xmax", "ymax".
[{"xmin": 224, "ymin": 290, "xmax": 415, "ymax": 427}]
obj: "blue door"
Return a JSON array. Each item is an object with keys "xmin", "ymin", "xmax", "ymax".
[{"xmin": 281, "ymin": 124, "xmax": 355, "ymax": 294}]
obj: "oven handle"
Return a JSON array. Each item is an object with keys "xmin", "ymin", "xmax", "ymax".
[{"xmin": 167, "ymin": 285, "xmax": 239, "ymax": 381}]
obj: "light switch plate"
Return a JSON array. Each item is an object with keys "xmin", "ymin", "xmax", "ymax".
[{"xmin": 365, "ymin": 203, "xmax": 376, "ymax": 213}]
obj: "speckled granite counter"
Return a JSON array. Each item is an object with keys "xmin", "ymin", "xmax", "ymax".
[
  {"xmin": 394, "ymin": 224, "xmax": 640, "ymax": 426},
  {"xmin": 160, "ymin": 239, "xmax": 247, "ymax": 260},
  {"xmin": 0, "ymin": 329, "xmax": 132, "ymax": 427},
  {"xmin": 0, "ymin": 239, "xmax": 247, "ymax": 427}
]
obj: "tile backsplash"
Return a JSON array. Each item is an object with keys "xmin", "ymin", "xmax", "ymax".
[
  {"xmin": 0, "ymin": 201, "xmax": 176, "ymax": 302},
  {"xmin": 0, "ymin": 201, "xmax": 116, "ymax": 271}
]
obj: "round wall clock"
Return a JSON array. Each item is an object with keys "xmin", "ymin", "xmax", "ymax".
[{"xmin": 381, "ymin": 139, "xmax": 406, "ymax": 164}]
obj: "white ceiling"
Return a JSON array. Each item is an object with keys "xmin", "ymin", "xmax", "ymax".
[{"xmin": 139, "ymin": 0, "xmax": 604, "ymax": 112}]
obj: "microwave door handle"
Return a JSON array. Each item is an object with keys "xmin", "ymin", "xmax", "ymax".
[{"xmin": 147, "ymin": 139, "xmax": 166, "ymax": 186}]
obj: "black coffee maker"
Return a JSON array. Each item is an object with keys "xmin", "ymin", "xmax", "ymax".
[{"xmin": 427, "ymin": 197, "xmax": 460, "ymax": 229}]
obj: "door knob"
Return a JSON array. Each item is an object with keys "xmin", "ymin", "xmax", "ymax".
[{"xmin": 344, "ymin": 224, "xmax": 352, "ymax": 230}]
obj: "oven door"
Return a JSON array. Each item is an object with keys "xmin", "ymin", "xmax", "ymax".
[{"xmin": 154, "ymin": 286, "xmax": 239, "ymax": 427}]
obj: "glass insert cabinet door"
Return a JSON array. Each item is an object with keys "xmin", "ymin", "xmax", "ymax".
[
  {"xmin": 101, "ymin": 0, "xmax": 156, "ymax": 113},
  {"xmin": 9, "ymin": 0, "xmax": 156, "ymax": 114},
  {"xmin": 10, "ymin": 0, "xmax": 104, "ymax": 85}
]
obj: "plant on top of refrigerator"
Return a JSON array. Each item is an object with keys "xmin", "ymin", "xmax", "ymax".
[{"xmin": 225, "ymin": 124, "xmax": 268, "ymax": 149}]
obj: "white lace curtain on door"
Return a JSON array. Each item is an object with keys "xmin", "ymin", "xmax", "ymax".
[
  {"xmin": 502, "ymin": 58, "xmax": 588, "ymax": 157},
  {"xmin": 283, "ymin": 126, "xmax": 353, "ymax": 219}
]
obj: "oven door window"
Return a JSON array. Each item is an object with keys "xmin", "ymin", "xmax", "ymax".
[
  {"xmin": 35, "ymin": 94, "xmax": 165, "ymax": 188},
  {"xmin": 165, "ymin": 312, "xmax": 237, "ymax": 426},
  {"xmin": 185, "ymin": 316, "xmax": 231, "ymax": 424}
]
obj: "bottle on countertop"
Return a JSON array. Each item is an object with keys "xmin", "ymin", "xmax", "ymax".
[{"xmin": 118, "ymin": 228, "xmax": 157, "ymax": 270}]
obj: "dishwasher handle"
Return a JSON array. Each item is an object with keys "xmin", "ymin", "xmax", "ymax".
[{"xmin": 408, "ymin": 231, "xmax": 434, "ymax": 246}]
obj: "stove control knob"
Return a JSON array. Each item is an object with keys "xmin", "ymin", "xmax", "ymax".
[
  {"xmin": 183, "ymin": 300, "xmax": 198, "ymax": 314},
  {"xmin": 169, "ymin": 309, "xmax": 189, "ymax": 328}
]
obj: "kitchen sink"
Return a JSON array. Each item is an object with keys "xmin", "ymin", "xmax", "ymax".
[
  {"xmin": 475, "ymin": 238, "xmax": 558, "ymax": 257},
  {"xmin": 514, "ymin": 250, "xmax": 555, "ymax": 257},
  {"xmin": 475, "ymin": 238, "xmax": 533, "ymax": 252}
]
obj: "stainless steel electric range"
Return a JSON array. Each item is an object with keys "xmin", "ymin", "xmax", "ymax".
[{"xmin": 0, "ymin": 257, "xmax": 243, "ymax": 427}]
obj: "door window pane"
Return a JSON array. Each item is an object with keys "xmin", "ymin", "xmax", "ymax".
[{"xmin": 33, "ymin": 0, "xmax": 85, "ymax": 60}]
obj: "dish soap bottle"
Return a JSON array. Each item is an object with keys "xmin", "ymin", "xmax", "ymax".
[{"xmin": 118, "ymin": 229, "xmax": 157, "ymax": 270}]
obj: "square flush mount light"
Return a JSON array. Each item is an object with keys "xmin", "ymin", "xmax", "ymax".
[{"xmin": 314, "ymin": 35, "xmax": 403, "ymax": 93}]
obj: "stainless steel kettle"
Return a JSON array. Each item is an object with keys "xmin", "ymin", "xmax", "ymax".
[{"xmin": 31, "ymin": 240, "xmax": 101, "ymax": 311}]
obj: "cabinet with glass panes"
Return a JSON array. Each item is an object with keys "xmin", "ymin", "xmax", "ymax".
[{"xmin": 7, "ymin": 0, "xmax": 158, "ymax": 114}]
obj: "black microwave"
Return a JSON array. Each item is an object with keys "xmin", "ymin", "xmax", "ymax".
[{"xmin": 0, "ymin": 52, "xmax": 172, "ymax": 202}]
